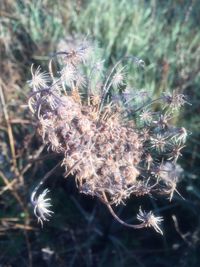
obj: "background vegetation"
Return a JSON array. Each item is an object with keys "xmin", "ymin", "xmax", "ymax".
[{"xmin": 0, "ymin": 0, "xmax": 200, "ymax": 266}]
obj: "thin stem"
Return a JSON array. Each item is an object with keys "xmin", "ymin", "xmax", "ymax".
[
  {"xmin": 0, "ymin": 84, "xmax": 25, "ymax": 184},
  {"xmin": 31, "ymin": 161, "xmax": 62, "ymax": 204},
  {"xmin": 132, "ymin": 97, "xmax": 163, "ymax": 114},
  {"xmin": 101, "ymin": 192, "xmax": 144, "ymax": 229},
  {"xmin": 99, "ymin": 56, "xmax": 144, "ymax": 112}
]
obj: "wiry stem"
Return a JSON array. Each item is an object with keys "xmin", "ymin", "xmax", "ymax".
[
  {"xmin": 101, "ymin": 192, "xmax": 143, "ymax": 229},
  {"xmin": 31, "ymin": 161, "xmax": 62, "ymax": 205},
  {"xmin": 99, "ymin": 56, "xmax": 144, "ymax": 113}
]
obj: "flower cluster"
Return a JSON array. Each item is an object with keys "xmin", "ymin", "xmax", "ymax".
[{"xmin": 28, "ymin": 38, "xmax": 187, "ymax": 234}]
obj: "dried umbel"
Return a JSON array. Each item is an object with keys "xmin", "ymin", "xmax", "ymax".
[{"xmin": 28, "ymin": 38, "xmax": 188, "ymax": 234}]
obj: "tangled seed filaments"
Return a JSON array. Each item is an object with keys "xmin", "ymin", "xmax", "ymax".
[{"xmin": 28, "ymin": 38, "xmax": 187, "ymax": 233}]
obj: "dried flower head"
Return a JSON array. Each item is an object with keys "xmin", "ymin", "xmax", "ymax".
[
  {"xmin": 151, "ymin": 134, "xmax": 167, "ymax": 152},
  {"xmin": 163, "ymin": 91, "xmax": 188, "ymax": 111},
  {"xmin": 28, "ymin": 38, "xmax": 187, "ymax": 233},
  {"xmin": 31, "ymin": 189, "xmax": 53, "ymax": 227},
  {"xmin": 57, "ymin": 37, "xmax": 93, "ymax": 65},
  {"xmin": 28, "ymin": 64, "xmax": 50, "ymax": 90},
  {"xmin": 172, "ymin": 127, "xmax": 188, "ymax": 144},
  {"xmin": 159, "ymin": 162, "xmax": 183, "ymax": 201},
  {"xmin": 137, "ymin": 207, "xmax": 163, "ymax": 235},
  {"xmin": 112, "ymin": 67, "xmax": 126, "ymax": 88},
  {"xmin": 60, "ymin": 65, "xmax": 76, "ymax": 85},
  {"xmin": 139, "ymin": 109, "xmax": 152, "ymax": 124}
]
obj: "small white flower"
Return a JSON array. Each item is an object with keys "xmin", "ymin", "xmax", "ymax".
[
  {"xmin": 32, "ymin": 189, "xmax": 54, "ymax": 227},
  {"xmin": 75, "ymin": 72, "xmax": 87, "ymax": 88},
  {"xmin": 150, "ymin": 134, "xmax": 166, "ymax": 152},
  {"xmin": 60, "ymin": 65, "xmax": 76, "ymax": 85},
  {"xmin": 163, "ymin": 91, "xmax": 187, "ymax": 111},
  {"xmin": 137, "ymin": 207, "xmax": 163, "ymax": 235},
  {"xmin": 28, "ymin": 64, "xmax": 50, "ymax": 90},
  {"xmin": 159, "ymin": 162, "xmax": 183, "ymax": 201},
  {"xmin": 172, "ymin": 127, "xmax": 188, "ymax": 144},
  {"xmin": 139, "ymin": 109, "xmax": 152, "ymax": 124},
  {"xmin": 112, "ymin": 67, "xmax": 126, "ymax": 88}
]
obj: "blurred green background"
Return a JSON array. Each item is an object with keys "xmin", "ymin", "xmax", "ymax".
[{"xmin": 0, "ymin": 0, "xmax": 200, "ymax": 266}]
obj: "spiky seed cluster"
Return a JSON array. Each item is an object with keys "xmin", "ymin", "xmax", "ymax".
[
  {"xmin": 28, "ymin": 38, "xmax": 188, "ymax": 233},
  {"xmin": 137, "ymin": 207, "xmax": 164, "ymax": 235},
  {"xmin": 31, "ymin": 189, "xmax": 53, "ymax": 227}
]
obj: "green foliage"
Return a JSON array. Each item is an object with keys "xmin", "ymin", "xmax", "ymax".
[
  {"xmin": 68, "ymin": 0, "xmax": 200, "ymax": 98},
  {"xmin": 14, "ymin": 0, "xmax": 63, "ymax": 44}
]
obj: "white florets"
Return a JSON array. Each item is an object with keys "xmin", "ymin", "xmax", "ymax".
[
  {"xmin": 32, "ymin": 189, "xmax": 54, "ymax": 227},
  {"xmin": 137, "ymin": 207, "xmax": 163, "ymax": 235},
  {"xmin": 28, "ymin": 64, "xmax": 50, "ymax": 90}
]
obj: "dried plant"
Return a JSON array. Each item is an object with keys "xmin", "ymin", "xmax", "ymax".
[{"xmin": 28, "ymin": 38, "xmax": 188, "ymax": 234}]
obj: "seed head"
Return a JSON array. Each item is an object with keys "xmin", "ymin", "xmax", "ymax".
[
  {"xmin": 137, "ymin": 207, "xmax": 163, "ymax": 235},
  {"xmin": 112, "ymin": 67, "xmax": 126, "ymax": 88},
  {"xmin": 163, "ymin": 91, "xmax": 187, "ymax": 111},
  {"xmin": 32, "ymin": 189, "xmax": 54, "ymax": 227},
  {"xmin": 139, "ymin": 109, "xmax": 152, "ymax": 124},
  {"xmin": 60, "ymin": 65, "xmax": 76, "ymax": 85},
  {"xmin": 172, "ymin": 127, "xmax": 188, "ymax": 144},
  {"xmin": 28, "ymin": 38, "xmax": 187, "ymax": 234},
  {"xmin": 151, "ymin": 134, "xmax": 167, "ymax": 152},
  {"xmin": 28, "ymin": 64, "xmax": 50, "ymax": 90}
]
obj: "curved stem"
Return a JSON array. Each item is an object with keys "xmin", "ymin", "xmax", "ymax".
[
  {"xmin": 99, "ymin": 56, "xmax": 144, "ymax": 113},
  {"xmin": 132, "ymin": 97, "xmax": 163, "ymax": 114},
  {"xmin": 31, "ymin": 161, "xmax": 62, "ymax": 204},
  {"xmin": 101, "ymin": 192, "xmax": 144, "ymax": 229}
]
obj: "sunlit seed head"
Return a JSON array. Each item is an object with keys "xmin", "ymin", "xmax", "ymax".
[
  {"xmin": 32, "ymin": 189, "xmax": 54, "ymax": 227},
  {"xmin": 75, "ymin": 72, "xmax": 87, "ymax": 88},
  {"xmin": 150, "ymin": 134, "xmax": 167, "ymax": 152},
  {"xmin": 172, "ymin": 127, "xmax": 188, "ymax": 144},
  {"xmin": 139, "ymin": 109, "xmax": 152, "ymax": 124},
  {"xmin": 28, "ymin": 39, "xmax": 187, "ymax": 233},
  {"xmin": 60, "ymin": 65, "xmax": 76, "ymax": 85},
  {"xmin": 163, "ymin": 91, "xmax": 187, "ymax": 111},
  {"xmin": 112, "ymin": 67, "xmax": 126, "ymax": 88},
  {"xmin": 137, "ymin": 207, "xmax": 163, "ymax": 235},
  {"xmin": 28, "ymin": 64, "xmax": 50, "ymax": 90}
]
